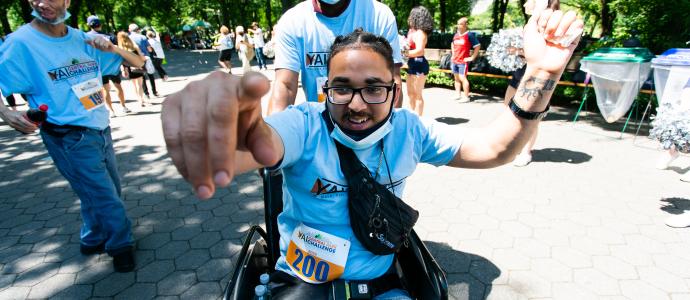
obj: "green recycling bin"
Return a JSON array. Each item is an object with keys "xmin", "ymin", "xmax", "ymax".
[{"xmin": 579, "ymin": 47, "xmax": 654, "ymax": 123}]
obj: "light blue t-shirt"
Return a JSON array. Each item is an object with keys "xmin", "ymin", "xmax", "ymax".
[
  {"xmin": 265, "ymin": 103, "xmax": 464, "ymax": 280},
  {"xmin": 274, "ymin": 0, "xmax": 402, "ymax": 102},
  {"xmin": 129, "ymin": 32, "xmax": 151, "ymax": 57},
  {"xmin": 0, "ymin": 24, "xmax": 122, "ymax": 129},
  {"xmin": 86, "ymin": 30, "xmax": 122, "ymax": 76}
]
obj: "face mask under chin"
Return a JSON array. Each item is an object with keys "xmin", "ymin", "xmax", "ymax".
[{"xmin": 31, "ymin": 8, "xmax": 71, "ymax": 25}]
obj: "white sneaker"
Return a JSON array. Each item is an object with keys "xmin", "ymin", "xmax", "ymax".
[
  {"xmin": 665, "ymin": 211, "xmax": 690, "ymax": 228},
  {"xmin": 513, "ymin": 153, "xmax": 532, "ymax": 167},
  {"xmin": 656, "ymin": 151, "xmax": 679, "ymax": 170},
  {"xmin": 458, "ymin": 95, "xmax": 470, "ymax": 103},
  {"xmin": 680, "ymin": 170, "xmax": 690, "ymax": 182}
]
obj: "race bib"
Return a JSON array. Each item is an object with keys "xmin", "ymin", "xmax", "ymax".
[
  {"xmin": 286, "ymin": 223, "xmax": 350, "ymax": 283},
  {"xmin": 71, "ymin": 78, "xmax": 104, "ymax": 111},
  {"xmin": 316, "ymin": 77, "xmax": 328, "ymax": 103}
]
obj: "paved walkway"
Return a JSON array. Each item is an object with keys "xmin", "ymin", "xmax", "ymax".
[{"xmin": 1, "ymin": 50, "xmax": 689, "ymax": 300}]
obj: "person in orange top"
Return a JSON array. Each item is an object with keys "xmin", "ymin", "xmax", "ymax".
[{"xmin": 450, "ymin": 17, "xmax": 480, "ymax": 103}]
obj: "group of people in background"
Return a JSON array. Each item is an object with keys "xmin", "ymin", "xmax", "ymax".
[
  {"xmin": 215, "ymin": 21, "xmax": 269, "ymax": 74},
  {"xmin": 84, "ymin": 15, "xmax": 169, "ymax": 115}
]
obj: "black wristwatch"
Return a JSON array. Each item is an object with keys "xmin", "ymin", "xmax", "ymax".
[{"xmin": 508, "ymin": 98, "xmax": 550, "ymax": 120}]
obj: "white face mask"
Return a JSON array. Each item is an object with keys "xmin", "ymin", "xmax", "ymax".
[
  {"xmin": 329, "ymin": 114, "xmax": 393, "ymax": 150},
  {"xmin": 32, "ymin": 8, "xmax": 71, "ymax": 25},
  {"xmin": 320, "ymin": 0, "xmax": 342, "ymax": 4}
]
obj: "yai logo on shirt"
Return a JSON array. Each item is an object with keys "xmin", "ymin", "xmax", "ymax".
[
  {"xmin": 305, "ymin": 52, "xmax": 329, "ymax": 68},
  {"xmin": 310, "ymin": 177, "xmax": 407, "ymax": 197},
  {"xmin": 48, "ymin": 59, "xmax": 99, "ymax": 82},
  {"xmin": 310, "ymin": 178, "xmax": 347, "ymax": 196}
]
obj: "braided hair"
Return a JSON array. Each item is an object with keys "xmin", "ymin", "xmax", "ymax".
[{"xmin": 327, "ymin": 28, "xmax": 394, "ymax": 75}]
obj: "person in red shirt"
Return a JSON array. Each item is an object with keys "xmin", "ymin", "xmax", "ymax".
[{"xmin": 450, "ymin": 17, "xmax": 480, "ymax": 103}]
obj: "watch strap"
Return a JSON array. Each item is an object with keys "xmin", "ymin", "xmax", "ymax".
[{"xmin": 508, "ymin": 98, "xmax": 549, "ymax": 120}]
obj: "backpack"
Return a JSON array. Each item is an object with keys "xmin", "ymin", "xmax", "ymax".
[{"xmin": 439, "ymin": 53, "xmax": 452, "ymax": 70}]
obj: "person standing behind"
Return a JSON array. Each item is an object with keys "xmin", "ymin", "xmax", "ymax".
[
  {"xmin": 87, "ymin": 15, "xmax": 130, "ymax": 115},
  {"xmin": 217, "ymin": 25, "xmax": 234, "ymax": 73},
  {"xmin": 267, "ymin": 0, "xmax": 403, "ymax": 114},
  {"xmin": 405, "ymin": 6, "xmax": 433, "ymax": 116},
  {"xmin": 147, "ymin": 31, "xmax": 168, "ymax": 81},
  {"xmin": 128, "ymin": 23, "xmax": 158, "ymax": 97},
  {"xmin": 118, "ymin": 32, "xmax": 147, "ymax": 107},
  {"xmin": 451, "ymin": 17, "xmax": 481, "ymax": 103},
  {"xmin": 235, "ymin": 26, "xmax": 253, "ymax": 74},
  {"xmin": 0, "ymin": 0, "xmax": 144, "ymax": 272},
  {"xmin": 248, "ymin": 22, "xmax": 267, "ymax": 70}
]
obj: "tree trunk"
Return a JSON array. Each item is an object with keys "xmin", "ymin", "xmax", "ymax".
[
  {"xmin": 492, "ymin": 0, "xmax": 509, "ymax": 32},
  {"xmin": 68, "ymin": 0, "xmax": 83, "ymax": 28},
  {"xmin": 281, "ymin": 0, "xmax": 292, "ymax": 13},
  {"xmin": 439, "ymin": 0, "xmax": 446, "ymax": 32},
  {"xmin": 600, "ymin": 0, "xmax": 615, "ymax": 37},
  {"xmin": 265, "ymin": 0, "xmax": 273, "ymax": 27},
  {"xmin": 18, "ymin": 0, "xmax": 33, "ymax": 24},
  {"xmin": 1, "ymin": 10, "xmax": 11, "ymax": 35},
  {"xmin": 519, "ymin": 0, "xmax": 528, "ymax": 23}
]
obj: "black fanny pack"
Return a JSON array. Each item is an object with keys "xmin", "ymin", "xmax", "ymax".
[{"xmin": 323, "ymin": 111, "xmax": 419, "ymax": 255}]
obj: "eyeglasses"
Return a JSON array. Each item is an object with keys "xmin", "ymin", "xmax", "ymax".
[{"xmin": 323, "ymin": 83, "xmax": 396, "ymax": 105}]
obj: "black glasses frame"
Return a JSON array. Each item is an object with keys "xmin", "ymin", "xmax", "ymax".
[{"xmin": 323, "ymin": 83, "xmax": 396, "ymax": 105}]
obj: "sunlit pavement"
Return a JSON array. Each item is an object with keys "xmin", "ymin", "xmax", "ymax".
[{"xmin": 1, "ymin": 49, "xmax": 689, "ymax": 299}]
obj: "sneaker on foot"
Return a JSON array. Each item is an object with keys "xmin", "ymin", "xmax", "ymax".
[
  {"xmin": 123, "ymin": 107, "xmax": 131, "ymax": 113},
  {"xmin": 665, "ymin": 211, "xmax": 690, "ymax": 228},
  {"xmin": 458, "ymin": 95, "xmax": 471, "ymax": 103},
  {"xmin": 80, "ymin": 242, "xmax": 105, "ymax": 255},
  {"xmin": 513, "ymin": 153, "xmax": 532, "ymax": 167},
  {"xmin": 656, "ymin": 151, "xmax": 679, "ymax": 170},
  {"xmin": 112, "ymin": 248, "xmax": 136, "ymax": 272},
  {"xmin": 163, "ymin": 75, "xmax": 169, "ymax": 81}
]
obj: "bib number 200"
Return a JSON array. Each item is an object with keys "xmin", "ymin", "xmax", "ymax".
[{"xmin": 291, "ymin": 248, "xmax": 330, "ymax": 282}]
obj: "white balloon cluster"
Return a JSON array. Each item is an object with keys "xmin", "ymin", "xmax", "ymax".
[
  {"xmin": 650, "ymin": 102, "xmax": 690, "ymax": 153},
  {"xmin": 485, "ymin": 28, "xmax": 526, "ymax": 73}
]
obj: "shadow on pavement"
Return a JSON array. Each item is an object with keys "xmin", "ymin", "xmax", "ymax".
[
  {"xmin": 426, "ymin": 241, "xmax": 500, "ymax": 300},
  {"xmin": 0, "ymin": 125, "xmax": 263, "ymax": 298},
  {"xmin": 660, "ymin": 197, "xmax": 690, "ymax": 215},
  {"xmin": 436, "ymin": 117, "xmax": 469, "ymax": 125},
  {"xmin": 531, "ymin": 148, "xmax": 592, "ymax": 164}
]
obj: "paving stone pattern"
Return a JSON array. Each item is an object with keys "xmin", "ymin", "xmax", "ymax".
[{"xmin": 1, "ymin": 50, "xmax": 689, "ymax": 299}]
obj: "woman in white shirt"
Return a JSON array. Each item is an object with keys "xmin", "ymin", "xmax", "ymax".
[
  {"xmin": 146, "ymin": 31, "xmax": 169, "ymax": 81},
  {"xmin": 217, "ymin": 26, "xmax": 234, "ymax": 73}
]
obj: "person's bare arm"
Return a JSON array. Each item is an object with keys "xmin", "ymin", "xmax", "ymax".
[
  {"xmin": 406, "ymin": 31, "xmax": 427, "ymax": 57},
  {"xmin": 466, "ymin": 44, "xmax": 481, "ymax": 62},
  {"xmin": 87, "ymin": 37, "xmax": 145, "ymax": 68},
  {"xmin": 0, "ymin": 95, "xmax": 37, "ymax": 133},
  {"xmin": 449, "ymin": 9, "xmax": 582, "ymax": 168},
  {"xmin": 267, "ymin": 69, "xmax": 299, "ymax": 114}
]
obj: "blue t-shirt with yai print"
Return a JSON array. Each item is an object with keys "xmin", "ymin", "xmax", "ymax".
[
  {"xmin": 0, "ymin": 24, "xmax": 122, "ymax": 129},
  {"xmin": 265, "ymin": 102, "xmax": 464, "ymax": 281},
  {"xmin": 274, "ymin": 0, "xmax": 402, "ymax": 103}
]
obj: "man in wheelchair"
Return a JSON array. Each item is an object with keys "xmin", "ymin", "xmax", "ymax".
[{"xmin": 161, "ymin": 10, "xmax": 582, "ymax": 299}]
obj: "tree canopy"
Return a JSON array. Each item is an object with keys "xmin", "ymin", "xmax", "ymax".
[{"xmin": 3, "ymin": 0, "xmax": 688, "ymax": 54}]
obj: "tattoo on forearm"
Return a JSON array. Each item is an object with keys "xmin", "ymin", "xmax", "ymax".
[{"xmin": 517, "ymin": 77, "xmax": 556, "ymax": 102}]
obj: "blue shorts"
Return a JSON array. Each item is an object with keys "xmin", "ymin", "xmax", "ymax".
[
  {"xmin": 407, "ymin": 56, "xmax": 429, "ymax": 76},
  {"xmin": 452, "ymin": 62, "xmax": 468, "ymax": 75}
]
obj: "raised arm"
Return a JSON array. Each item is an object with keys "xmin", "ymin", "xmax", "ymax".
[{"xmin": 449, "ymin": 9, "xmax": 582, "ymax": 168}]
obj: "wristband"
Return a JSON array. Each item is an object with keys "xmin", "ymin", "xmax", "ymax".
[{"xmin": 509, "ymin": 97, "xmax": 549, "ymax": 120}]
